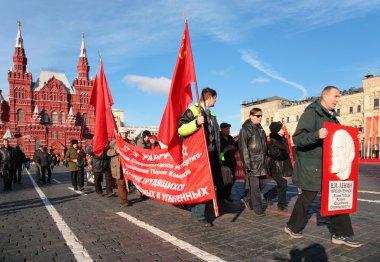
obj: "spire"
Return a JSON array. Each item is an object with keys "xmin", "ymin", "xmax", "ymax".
[
  {"xmin": 13, "ymin": 19, "xmax": 28, "ymax": 73},
  {"xmin": 31, "ymin": 106, "xmax": 42, "ymax": 124},
  {"xmin": 80, "ymin": 32, "xmax": 86, "ymax": 58},
  {"xmin": 16, "ymin": 20, "xmax": 23, "ymax": 48},
  {"xmin": 33, "ymin": 105, "xmax": 39, "ymax": 114},
  {"xmin": 66, "ymin": 107, "xmax": 76, "ymax": 125},
  {"xmin": 76, "ymin": 32, "xmax": 90, "ymax": 80}
]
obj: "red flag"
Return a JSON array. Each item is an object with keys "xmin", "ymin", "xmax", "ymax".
[
  {"xmin": 90, "ymin": 60, "xmax": 116, "ymax": 157},
  {"xmin": 372, "ymin": 116, "xmax": 379, "ymax": 145},
  {"xmin": 158, "ymin": 22, "xmax": 196, "ymax": 163},
  {"xmin": 283, "ymin": 125, "xmax": 294, "ymax": 167},
  {"xmin": 364, "ymin": 117, "xmax": 372, "ymax": 146}
]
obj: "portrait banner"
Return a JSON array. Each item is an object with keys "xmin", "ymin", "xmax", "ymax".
[
  {"xmin": 117, "ymin": 128, "xmax": 218, "ymax": 211},
  {"xmin": 321, "ymin": 122, "xmax": 359, "ymax": 216}
]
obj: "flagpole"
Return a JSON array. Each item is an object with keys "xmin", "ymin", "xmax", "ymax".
[{"xmin": 186, "ymin": 20, "xmax": 218, "ymax": 217}]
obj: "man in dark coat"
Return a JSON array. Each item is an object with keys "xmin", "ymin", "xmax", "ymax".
[
  {"xmin": 264, "ymin": 121, "xmax": 293, "ymax": 212},
  {"xmin": 285, "ymin": 86, "xmax": 362, "ymax": 248},
  {"xmin": 238, "ymin": 107, "xmax": 268, "ymax": 217},
  {"xmin": 219, "ymin": 122, "xmax": 236, "ymax": 201},
  {"xmin": 0, "ymin": 138, "xmax": 15, "ymax": 191},
  {"xmin": 38, "ymin": 146, "xmax": 52, "ymax": 185},
  {"xmin": 14, "ymin": 145, "xmax": 26, "ymax": 184}
]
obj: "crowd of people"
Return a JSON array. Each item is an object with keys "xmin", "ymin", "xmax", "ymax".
[{"xmin": 0, "ymin": 85, "xmax": 362, "ymax": 248}]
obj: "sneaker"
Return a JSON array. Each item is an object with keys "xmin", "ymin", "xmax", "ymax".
[
  {"xmin": 240, "ymin": 198, "xmax": 252, "ymax": 210},
  {"xmin": 254, "ymin": 210, "xmax": 266, "ymax": 217},
  {"xmin": 331, "ymin": 235, "xmax": 363, "ymax": 248},
  {"xmin": 120, "ymin": 201, "xmax": 132, "ymax": 207},
  {"xmin": 196, "ymin": 219, "xmax": 212, "ymax": 227},
  {"xmin": 284, "ymin": 226, "xmax": 304, "ymax": 239},
  {"xmin": 278, "ymin": 207, "xmax": 288, "ymax": 212},
  {"xmin": 264, "ymin": 195, "xmax": 273, "ymax": 206},
  {"xmin": 106, "ymin": 192, "xmax": 116, "ymax": 198}
]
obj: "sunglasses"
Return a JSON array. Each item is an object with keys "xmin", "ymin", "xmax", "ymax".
[{"xmin": 253, "ymin": 115, "xmax": 263, "ymax": 118}]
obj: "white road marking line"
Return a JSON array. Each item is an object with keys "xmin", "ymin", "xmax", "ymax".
[
  {"xmin": 116, "ymin": 212, "xmax": 226, "ymax": 262},
  {"xmin": 68, "ymin": 187, "xmax": 88, "ymax": 196},
  {"xmin": 357, "ymin": 198, "xmax": 380, "ymax": 204},
  {"xmin": 26, "ymin": 169, "xmax": 93, "ymax": 262},
  {"xmin": 358, "ymin": 190, "xmax": 380, "ymax": 195},
  {"xmin": 52, "ymin": 179, "xmax": 61, "ymax": 184}
]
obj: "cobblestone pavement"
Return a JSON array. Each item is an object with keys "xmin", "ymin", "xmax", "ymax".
[{"xmin": 0, "ymin": 163, "xmax": 379, "ymax": 262}]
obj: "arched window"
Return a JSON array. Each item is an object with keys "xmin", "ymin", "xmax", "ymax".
[
  {"xmin": 43, "ymin": 110, "xmax": 49, "ymax": 123},
  {"xmin": 82, "ymin": 113, "xmax": 87, "ymax": 125},
  {"xmin": 17, "ymin": 109, "xmax": 25, "ymax": 121},
  {"xmin": 35, "ymin": 138, "xmax": 40, "ymax": 151},
  {"xmin": 43, "ymin": 93, "xmax": 46, "ymax": 100},
  {"xmin": 60, "ymin": 112, "xmax": 65, "ymax": 123},
  {"xmin": 51, "ymin": 111, "xmax": 58, "ymax": 123}
]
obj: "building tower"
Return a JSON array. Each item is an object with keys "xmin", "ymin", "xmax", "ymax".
[
  {"xmin": 8, "ymin": 20, "xmax": 33, "ymax": 134},
  {"xmin": 72, "ymin": 32, "xmax": 95, "ymax": 139}
]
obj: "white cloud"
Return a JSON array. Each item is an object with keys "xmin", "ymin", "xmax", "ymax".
[
  {"xmin": 123, "ymin": 75, "xmax": 171, "ymax": 94},
  {"xmin": 241, "ymin": 50, "xmax": 308, "ymax": 98},
  {"xmin": 253, "ymin": 77, "xmax": 270, "ymax": 84}
]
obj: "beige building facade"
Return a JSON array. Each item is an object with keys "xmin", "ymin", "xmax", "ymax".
[{"xmin": 240, "ymin": 75, "xmax": 380, "ymax": 157}]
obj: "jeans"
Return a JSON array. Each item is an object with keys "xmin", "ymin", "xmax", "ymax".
[
  {"xmin": 77, "ymin": 168, "xmax": 85, "ymax": 188},
  {"xmin": 35, "ymin": 163, "xmax": 41, "ymax": 182},
  {"xmin": 70, "ymin": 171, "xmax": 78, "ymax": 189},
  {"xmin": 41, "ymin": 166, "xmax": 52, "ymax": 184},
  {"xmin": 2, "ymin": 169, "xmax": 13, "ymax": 191},
  {"xmin": 230, "ymin": 181, "xmax": 245, "ymax": 201},
  {"xmin": 264, "ymin": 172, "xmax": 288, "ymax": 209},
  {"xmin": 94, "ymin": 172, "xmax": 103, "ymax": 194},
  {"xmin": 191, "ymin": 203, "xmax": 206, "ymax": 221},
  {"xmin": 242, "ymin": 176, "xmax": 268, "ymax": 212},
  {"xmin": 14, "ymin": 165, "xmax": 23, "ymax": 183}
]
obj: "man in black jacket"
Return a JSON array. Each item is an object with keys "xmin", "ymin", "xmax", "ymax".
[
  {"xmin": 239, "ymin": 107, "xmax": 268, "ymax": 217},
  {"xmin": 220, "ymin": 122, "xmax": 236, "ymax": 201},
  {"xmin": 0, "ymin": 138, "xmax": 15, "ymax": 191}
]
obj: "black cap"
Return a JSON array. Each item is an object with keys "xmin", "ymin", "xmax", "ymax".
[
  {"xmin": 220, "ymin": 122, "xmax": 231, "ymax": 129},
  {"xmin": 269, "ymin": 121, "xmax": 283, "ymax": 134},
  {"xmin": 71, "ymin": 139, "xmax": 79, "ymax": 145}
]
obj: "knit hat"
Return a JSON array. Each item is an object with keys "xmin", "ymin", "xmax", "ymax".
[
  {"xmin": 269, "ymin": 121, "xmax": 283, "ymax": 134},
  {"xmin": 142, "ymin": 130, "xmax": 151, "ymax": 138},
  {"xmin": 71, "ymin": 139, "xmax": 79, "ymax": 145}
]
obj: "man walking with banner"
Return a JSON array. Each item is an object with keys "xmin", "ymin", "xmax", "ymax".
[
  {"xmin": 157, "ymin": 21, "xmax": 219, "ymax": 226},
  {"xmin": 285, "ymin": 86, "xmax": 362, "ymax": 248},
  {"xmin": 178, "ymin": 87, "xmax": 221, "ymax": 227}
]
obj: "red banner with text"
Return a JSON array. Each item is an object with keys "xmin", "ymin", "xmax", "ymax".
[{"xmin": 117, "ymin": 128, "xmax": 218, "ymax": 208}]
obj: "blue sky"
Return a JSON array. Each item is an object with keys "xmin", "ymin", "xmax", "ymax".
[{"xmin": 1, "ymin": 0, "xmax": 380, "ymax": 133}]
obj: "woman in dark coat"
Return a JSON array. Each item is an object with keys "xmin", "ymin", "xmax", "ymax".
[{"xmin": 264, "ymin": 122, "xmax": 293, "ymax": 212}]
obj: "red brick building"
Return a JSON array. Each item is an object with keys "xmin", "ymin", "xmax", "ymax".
[{"xmin": 0, "ymin": 21, "xmax": 95, "ymax": 158}]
